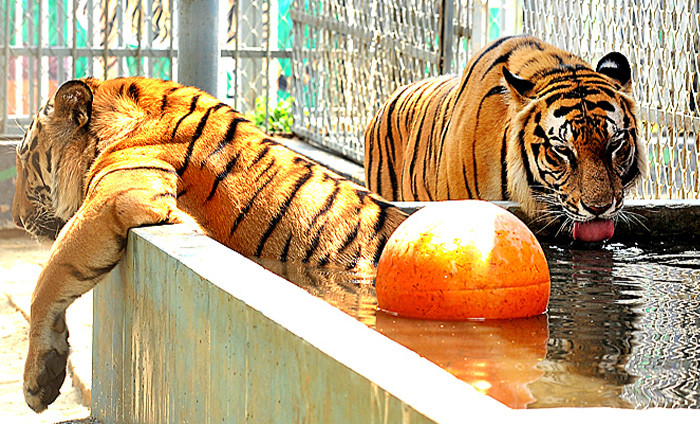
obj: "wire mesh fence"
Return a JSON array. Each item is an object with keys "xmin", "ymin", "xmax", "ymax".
[
  {"xmin": 0, "ymin": 0, "xmax": 697, "ymax": 199},
  {"xmin": 293, "ymin": 0, "xmax": 699, "ymax": 200},
  {"xmin": 291, "ymin": 0, "xmax": 521, "ymax": 163}
]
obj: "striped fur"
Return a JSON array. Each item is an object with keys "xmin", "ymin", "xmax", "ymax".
[
  {"xmin": 14, "ymin": 77, "xmax": 406, "ymax": 412},
  {"xmin": 365, "ymin": 35, "xmax": 647, "ymax": 224}
]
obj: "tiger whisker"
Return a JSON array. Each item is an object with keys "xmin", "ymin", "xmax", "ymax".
[
  {"xmin": 14, "ymin": 117, "xmax": 27, "ymax": 135},
  {"xmin": 553, "ymin": 217, "xmax": 576, "ymax": 238},
  {"xmin": 616, "ymin": 210, "xmax": 649, "ymax": 232}
]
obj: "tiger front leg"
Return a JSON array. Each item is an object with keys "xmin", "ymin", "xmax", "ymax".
[{"xmin": 23, "ymin": 164, "xmax": 195, "ymax": 412}]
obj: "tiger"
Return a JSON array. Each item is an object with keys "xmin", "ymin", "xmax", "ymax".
[
  {"xmin": 13, "ymin": 76, "xmax": 407, "ymax": 412},
  {"xmin": 365, "ymin": 35, "xmax": 647, "ymax": 242}
]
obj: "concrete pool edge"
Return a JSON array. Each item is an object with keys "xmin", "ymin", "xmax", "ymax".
[
  {"xmin": 91, "ymin": 225, "xmax": 700, "ymax": 423},
  {"xmin": 92, "ymin": 225, "xmax": 504, "ymax": 424}
]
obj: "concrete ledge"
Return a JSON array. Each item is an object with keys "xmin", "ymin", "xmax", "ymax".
[{"xmin": 92, "ymin": 225, "xmax": 503, "ymax": 424}]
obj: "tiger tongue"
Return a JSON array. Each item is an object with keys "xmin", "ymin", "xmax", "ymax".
[{"xmin": 572, "ymin": 219, "xmax": 615, "ymax": 242}]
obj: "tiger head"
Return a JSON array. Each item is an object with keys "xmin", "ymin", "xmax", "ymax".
[
  {"xmin": 504, "ymin": 52, "xmax": 647, "ymax": 242},
  {"xmin": 13, "ymin": 80, "xmax": 94, "ymax": 239}
]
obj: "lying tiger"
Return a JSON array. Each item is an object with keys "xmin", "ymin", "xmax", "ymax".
[
  {"xmin": 365, "ymin": 35, "xmax": 647, "ymax": 242},
  {"xmin": 13, "ymin": 77, "xmax": 407, "ymax": 412}
]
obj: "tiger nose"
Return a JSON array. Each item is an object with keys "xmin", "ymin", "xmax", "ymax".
[{"xmin": 582, "ymin": 202, "xmax": 612, "ymax": 216}]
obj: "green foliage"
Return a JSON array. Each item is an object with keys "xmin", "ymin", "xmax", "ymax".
[{"xmin": 247, "ymin": 95, "xmax": 294, "ymax": 134}]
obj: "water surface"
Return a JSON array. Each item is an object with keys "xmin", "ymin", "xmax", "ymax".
[{"xmin": 259, "ymin": 239, "xmax": 700, "ymax": 409}]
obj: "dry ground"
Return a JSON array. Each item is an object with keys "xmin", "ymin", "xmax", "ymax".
[{"xmin": 0, "ymin": 230, "xmax": 95, "ymax": 424}]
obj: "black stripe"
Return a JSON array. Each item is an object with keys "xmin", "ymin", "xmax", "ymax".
[
  {"xmin": 250, "ymin": 145, "xmax": 272, "ymax": 167},
  {"xmin": 171, "ymin": 95, "xmax": 200, "ymax": 140},
  {"xmin": 539, "ymin": 74, "xmax": 617, "ymax": 97},
  {"xmin": 31, "ymin": 152, "xmax": 41, "ymax": 174},
  {"xmin": 365, "ymin": 113, "xmax": 377, "ymax": 188},
  {"xmin": 29, "ymin": 135, "xmax": 39, "ymax": 150},
  {"xmin": 203, "ymin": 116, "xmax": 247, "ymax": 165},
  {"xmin": 317, "ymin": 254, "xmax": 330, "ymax": 268},
  {"xmin": 453, "ymin": 36, "xmax": 521, "ymax": 107},
  {"xmin": 66, "ymin": 260, "xmax": 121, "ymax": 282},
  {"xmin": 406, "ymin": 84, "xmax": 436, "ymax": 198},
  {"xmin": 229, "ymin": 162, "xmax": 278, "ymax": 236},
  {"xmin": 346, "ymin": 247, "xmax": 362, "ymax": 270},
  {"xmin": 482, "ymin": 39, "xmax": 544, "ymax": 81},
  {"xmin": 302, "ymin": 229, "xmax": 323, "ymax": 263},
  {"xmin": 408, "ymin": 78, "xmax": 454, "ymax": 200},
  {"xmin": 372, "ymin": 235, "xmax": 388, "ymax": 265},
  {"xmin": 462, "ymin": 161, "xmax": 473, "ymax": 198},
  {"xmin": 309, "ymin": 178, "xmax": 340, "ymax": 228},
  {"xmin": 280, "ymin": 233, "xmax": 293, "ymax": 262},
  {"xmin": 127, "ymin": 82, "xmax": 140, "ymax": 103},
  {"xmin": 161, "ymin": 86, "xmax": 181, "ymax": 112},
  {"xmin": 255, "ymin": 165, "xmax": 314, "ymax": 257},
  {"xmin": 424, "ymin": 78, "xmax": 457, "ymax": 198},
  {"xmin": 383, "ymin": 87, "xmax": 411, "ymax": 199},
  {"xmin": 45, "ymin": 150, "xmax": 52, "ymax": 173},
  {"xmin": 552, "ymin": 104, "xmax": 579, "ymax": 118},
  {"xmin": 596, "ymin": 100, "xmax": 616, "ymax": 112},
  {"xmin": 500, "ymin": 127, "xmax": 509, "ymax": 200},
  {"xmin": 518, "ymin": 129, "xmax": 536, "ymax": 189},
  {"xmin": 339, "ymin": 217, "xmax": 361, "ymax": 253},
  {"xmin": 177, "ymin": 105, "xmax": 215, "ymax": 176},
  {"xmin": 151, "ymin": 192, "xmax": 176, "ymax": 201},
  {"xmin": 207, "ymin": 152, "xmax": 241, "ymax": 201},
  {"xmin": 370, "ymin": 200, "xmax": 388, "ymax": 239},
  {"xmin": 472, "ymin": 85, "xmax": 508, "ymax": 198}
]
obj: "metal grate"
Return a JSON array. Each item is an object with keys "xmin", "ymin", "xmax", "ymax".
[
  {"xmin": 291, "ymin": 0, "xmax": 522, "ymax": 164},
  {"xmin": 223, "ymin": 0, "xmax": 293, "ymax": 130},
  {"xmin": 0, "ymin": 0, "xmax": 293, "ymax": 138},
  {"xmin": 0, "ymin": 0, "xmax": 177, "ymax": 138},
  {"xmin": 291, "ymin": 0, "xmax": 443, "ymax": 163}
]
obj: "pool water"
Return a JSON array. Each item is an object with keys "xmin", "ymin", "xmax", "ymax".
[{"xmin": 257, "ymin": 239, "xmax": 700, "ymax": 409}]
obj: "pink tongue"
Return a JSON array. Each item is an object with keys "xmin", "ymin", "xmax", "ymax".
[{"xmin": 572, "ymin": 219, "xmax": 615, "ymax": 242}]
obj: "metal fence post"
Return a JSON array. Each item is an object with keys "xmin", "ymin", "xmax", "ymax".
[
  {"xmin": 177, "ymin": 0, "xmax": 220, "ymax": 97},
  {"xmin": 440, "ymin": 0, "xmax": 455, "ymax": 75}
]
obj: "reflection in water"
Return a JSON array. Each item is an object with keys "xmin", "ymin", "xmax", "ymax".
[
  {"xmin": 375, "ymin": 312, "xmax": 548, "ymax": 408},
  {"xmin": 529, "ymin": 245, "xmax": 638, "ymax": 408},
  {"xmin": 255, "ymin": 240, "xmax": 700, "ymax": 409}
]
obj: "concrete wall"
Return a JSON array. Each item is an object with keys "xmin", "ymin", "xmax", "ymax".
[{"xmin": 92, "ymin": 225, "xmax": 502, "ymax": 424}]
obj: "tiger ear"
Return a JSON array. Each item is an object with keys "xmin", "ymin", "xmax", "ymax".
[
  {"xmin": 54, "ymin": 80, "xmax": 93, "ymax": 130},
  {"xmin": 503, "ymin": 66, "xmax": 535, "ymax": 104},
  {"xmin": 596, "ymin": 52, "xmax": 632, "ymax": 92}
]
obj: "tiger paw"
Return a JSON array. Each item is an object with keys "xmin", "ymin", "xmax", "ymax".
[
  {"xmin": 23, "ymin": 324, "xmax": 69, "ymax": 413},
  {"xmin": 24, "ymin": 348, "xmax": 68, "ymax": 412}
]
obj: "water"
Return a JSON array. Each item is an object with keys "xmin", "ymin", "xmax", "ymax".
[{"xmin": 257, "ymin": 239, "xmax": 700, "ymax": 409}]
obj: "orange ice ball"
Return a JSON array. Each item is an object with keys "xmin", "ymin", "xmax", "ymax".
[{"xmin": 376, "ymin": 200, "xmax": 550, "ymax": 320}]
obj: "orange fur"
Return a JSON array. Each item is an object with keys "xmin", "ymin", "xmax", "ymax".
[
  {"xmin": 14, "ymin": 77, "xmax": 406, "ymax": 412},
  {"xmin": 365, "ymin": 35, "xmax": 647, "ymax": 222}
]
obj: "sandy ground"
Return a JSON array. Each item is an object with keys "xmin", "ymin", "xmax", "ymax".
[{"xmin": 0, "ymin": 230, "xmax": 96, "ymax": 424}]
